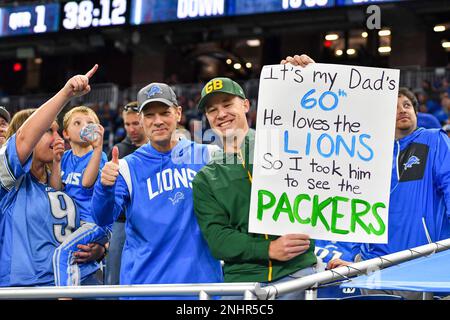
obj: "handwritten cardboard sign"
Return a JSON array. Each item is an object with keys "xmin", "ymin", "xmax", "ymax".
[{"xmin": 248, "ymin": 63, "xmax": 399, "ymax": 243}]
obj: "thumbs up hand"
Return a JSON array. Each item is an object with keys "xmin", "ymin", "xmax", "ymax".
[
  {"xmin": 101, "ymin": 146, "xmax": 120, "ymax": 186},
  {"xmin": 111, "ymin": 145, "xmax": 119, "ymax": 165}
]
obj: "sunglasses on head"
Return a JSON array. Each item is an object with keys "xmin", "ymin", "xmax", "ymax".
[{"xmin": 123, "ymin": 104, "xmax": 139, "ymax": 112}]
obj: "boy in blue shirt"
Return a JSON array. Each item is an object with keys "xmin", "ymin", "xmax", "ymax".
[{"xmin": 53, "ymin": 106, "xmax": 110, "ymax": 286}]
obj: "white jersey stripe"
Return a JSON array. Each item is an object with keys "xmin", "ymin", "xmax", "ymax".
[
  {"xmin": 0, "ymin": 143, "xmax": 16, "ymax": 191},
  {"xmin": 119, "ymin": 159, "xmax": 133, "ymax": 198},
  {"xmin": 53, "ymin": 223, "xmax": 101, "ymax": 286}
]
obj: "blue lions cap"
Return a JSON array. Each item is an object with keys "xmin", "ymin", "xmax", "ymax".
[{"xmin": 137, "ymin": 83, "xmax": 178, "ymax": 112}]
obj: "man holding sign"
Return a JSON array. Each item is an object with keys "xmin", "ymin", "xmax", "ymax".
[{"xmin": 193, "ymin": 55, "xmax": 318, "ymax": 300}]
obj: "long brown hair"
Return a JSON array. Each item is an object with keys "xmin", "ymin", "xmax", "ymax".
[{"xmin": 5, "ymin": 108, "xmax": 36, "ymax": 140}]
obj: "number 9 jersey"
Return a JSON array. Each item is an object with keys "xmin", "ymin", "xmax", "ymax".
[{"xmin": 0, "ymin": 135, "xmax": 96, "ymax": 286}]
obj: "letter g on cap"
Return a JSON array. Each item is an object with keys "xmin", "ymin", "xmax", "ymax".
[{"xmin": 205, "ymin": 79, "xmax": 223, "ymax": 94}]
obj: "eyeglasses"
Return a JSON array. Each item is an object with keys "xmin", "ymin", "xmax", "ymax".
[{"xmin": 123, "ymin": 104, "xmax": 139, "ymax": 112}]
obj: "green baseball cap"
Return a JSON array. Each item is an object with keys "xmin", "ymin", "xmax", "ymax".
[{"xmin": 197, "ymin": 77, "xmax": 246, "ymax": 112}]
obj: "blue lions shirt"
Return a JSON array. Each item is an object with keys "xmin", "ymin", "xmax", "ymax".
[
  {"xmin": 92, "ymin": 139, "xmax": 223, "ymax": 299},
  {"xmin": 362, "ymin": 128, "xmax": 450, "ymax": 260},
  {"xmin": 0, "ymin": 135, "xmax": 98, "ymax": 286},
  {"xmin": 61, "ymin": 149, "xmax": 108, "ymax": 223}
]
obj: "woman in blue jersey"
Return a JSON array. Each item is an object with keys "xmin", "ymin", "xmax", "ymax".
[
  {"xmin": 0, "ymin": 65, "xmax": 105, "ymax": 287},
  {"xmin": 92, "ymin": 83, "xmax": 223, "ymax": 299}
]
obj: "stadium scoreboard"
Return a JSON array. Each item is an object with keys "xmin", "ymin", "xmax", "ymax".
[
  {"xmin": 0, "ymin": 3, "xmax": 60, "ymax": 37},
  {"xmin": 0, "ymin": 0, "xmax": 408, "ymax": 38}
]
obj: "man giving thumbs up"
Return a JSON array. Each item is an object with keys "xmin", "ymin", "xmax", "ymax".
[{"xmin": 91, "ymin": 82, "xmax": 223, "ymax": 299}]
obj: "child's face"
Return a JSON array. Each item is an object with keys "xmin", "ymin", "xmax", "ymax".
[{"xmin": 63, "ymin": 112, "xmax": 97, "ymax": 145}]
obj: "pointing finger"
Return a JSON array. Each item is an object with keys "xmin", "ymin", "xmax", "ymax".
[{"xmin": 85, "ymin": 64, "xmax": 98, "ymax": 79}]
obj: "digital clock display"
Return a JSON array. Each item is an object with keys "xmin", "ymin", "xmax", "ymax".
[
  {"xmin": 0, "ymin": 3, "xmax": 60, "ymax": 37},
  {"xmin": 62, "ymin": 0, "xmax": 128, "ymax": 30}
]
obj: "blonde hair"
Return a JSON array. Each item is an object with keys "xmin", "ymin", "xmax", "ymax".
[
  {"xmin": 5, "ymin": 108, "xmax": 36, "ymax": 140},
  {"xmin": 63, "ymin": 106, "xmax": 100, "ymax": 130}
]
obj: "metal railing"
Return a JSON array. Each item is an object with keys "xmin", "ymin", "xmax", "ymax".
[
  {"xmin": 72, "ymin": 83, "xmax": 119, "ymax": 110},
  {"xmin": 267, "ymin": 238, "xmax": 450, "ymax": 300},
  {"xmin": 1, "ymin": 238, "xmax": 449, "ymax": 300},
  {"xmin": 0, "ymin": 283, "xmax": 264, "ymax": 300},
  {"xmin": 399, "ymin": 66, "xmax": 449, "ymax": 90}
]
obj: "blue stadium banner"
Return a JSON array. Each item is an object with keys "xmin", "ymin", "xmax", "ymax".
[
  {"xmin": 131, "ymin": 0, "xmax": 335, "ymax": 25},
  {"xmin": 233, "ymin": 0, "xmax": 334, "ymax": 15},
  {"xmin": 0, "ymin": 0, "xmax": 412, "ymax": 36}
]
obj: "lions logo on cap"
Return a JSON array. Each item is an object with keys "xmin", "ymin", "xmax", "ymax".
[{"xmin": 146, "ymin": 85, "xmax": 163, "ymax": 98}]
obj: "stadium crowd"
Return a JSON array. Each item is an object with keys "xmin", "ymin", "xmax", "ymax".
[
  {"xmin": 106, "ymin": 76, "xmax": 450, "ymax": 153},
  {"xmin": 0, "ymin": 55, "xmax": 449, "ymax": 300}
]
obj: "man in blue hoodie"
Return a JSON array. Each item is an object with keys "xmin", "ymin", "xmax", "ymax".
[
  {"xmin": 329, "ymin": 87, "xmax": 450, "ymax": 299},
  {"xmin": 91, "ymin": 83, "xmax": 223, "ymax": 299},
  {"xmin": 365, "ymin": 88, "xmax": 450, "ymax": 257}
]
